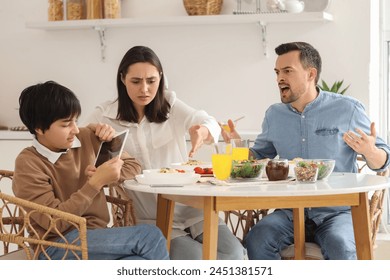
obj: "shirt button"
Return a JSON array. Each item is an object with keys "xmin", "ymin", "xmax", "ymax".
[
  {"xmin": 302, "ymin": 115, "xmax": 305, "ymax": 118},
  {"xmin": 302, "ymin": 138, "xmax": 306, "ymax": 142}
]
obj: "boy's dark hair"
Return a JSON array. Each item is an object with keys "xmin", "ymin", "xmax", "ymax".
[
  {"xmin": 116, "ymin": 45, "xmax": 170, "ymax": 123},
  {"xmin": 275, "ymin": 42, "xmax": 322, "ymax": 84},
  {"xmin": 19, "ymin": 81, "xmax": 81, "ymax": 135}
]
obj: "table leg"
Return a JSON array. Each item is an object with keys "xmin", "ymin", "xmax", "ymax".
[
  {"xmin": 203, "ymin": 196, "xmax": 219, "ymax": 260},
  {"xmin": 351, "ymin": 192, "xmax": 373, "ymax": 260},
  {"xmin": 156, "ymin": 194, "xmax": 175, "ymax": 251},
  {"xmin": 293, "ymin": 207, "xmax": 305, "ymax": 260}
]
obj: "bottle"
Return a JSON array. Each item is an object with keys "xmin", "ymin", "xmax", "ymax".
[
  {"xmin": 104, "ymin": 0, "xmax": 121, "ymax": 19},
  {"xmin": 48, "ymin": 0, "xmax": 64, "ymax": 21},
  {"xmin": 66, "ymin": 0, "xmax": 84, "ymax": 20},
  {"xmin": 86, "ymin": 0, "xmax": 103, "ymax": 19}
]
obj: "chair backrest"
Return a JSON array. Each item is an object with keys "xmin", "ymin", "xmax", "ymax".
[
  {"xmin": 106, "ymin": 183, "xmax": 137, "ymax": 227},
  {"xmin": 1, "ymin": 170, "xmax": 136, "ymax": 260}
]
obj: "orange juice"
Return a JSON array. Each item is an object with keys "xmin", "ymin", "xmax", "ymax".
[
  {"xmin": 221, "ymin": 123, "xmax": 230, "ymax": 133},
  {"xmin": 212, "ymin": 154, "xmax": 232, "ymax": 180},
  {"xmin": 232, "ymin": 147, "xmax": 249, "ymax": 161}
]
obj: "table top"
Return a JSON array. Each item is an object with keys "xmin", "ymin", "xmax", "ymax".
[{"xmin": 124, "ymin": 172, "xmax": 390, "ymax": 197}]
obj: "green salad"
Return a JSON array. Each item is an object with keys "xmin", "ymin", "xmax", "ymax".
[{"xmin": 231, "ymin": 160, "xmax": 264, "ymax": 179}]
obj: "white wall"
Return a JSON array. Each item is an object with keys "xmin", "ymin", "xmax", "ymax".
[{"xmin": 0, "ymin": 0, "xmax": 380, "ymax": 135}]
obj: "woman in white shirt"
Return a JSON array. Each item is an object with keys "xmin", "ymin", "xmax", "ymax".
[{"xmin": 84, "ymin": 46, "xmax": 244, "ymax": 260}]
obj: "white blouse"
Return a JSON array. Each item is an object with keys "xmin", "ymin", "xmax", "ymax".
[{"xmin": 84, "ymin": 91, "xmax": 221, "ymax": 238}]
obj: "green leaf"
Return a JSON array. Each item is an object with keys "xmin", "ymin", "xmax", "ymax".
[{"xmin": 318, "ymin": 79, "xmax": 350, "ymax": 94}]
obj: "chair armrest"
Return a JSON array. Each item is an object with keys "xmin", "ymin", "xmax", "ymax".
[{"xmin": 1, "ymin": 192, "xmax": 88, "ymax": 260}]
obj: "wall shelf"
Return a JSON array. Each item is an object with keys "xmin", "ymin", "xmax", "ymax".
[{"xmin": 26, "ymin": 12, "xmax": 333, "ymax": 60}]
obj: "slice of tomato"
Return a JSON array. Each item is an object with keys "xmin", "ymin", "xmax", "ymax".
[
  {"xmin": 203, "ymin": 168, "xmax": 213, "ymax": 174},
  {"xmin": 194, "ymin": 167, "xmax": 204, "ymax": 174}
]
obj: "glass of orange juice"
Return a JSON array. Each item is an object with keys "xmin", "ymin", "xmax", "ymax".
[
  {"xmin": 221, "ymin": 123, "xmax": 231, "ymax": 133},
  {"xmin": 211, "ymin": 142, "xmax": 233, "ymax": 180},
  {"xmin": 231, "ymin": 139, "xmax": 250, "ymax": 161}
]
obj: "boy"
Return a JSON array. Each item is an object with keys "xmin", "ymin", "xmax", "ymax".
[{"xmin": 12, "ymin": 80, "xmax": 169, "ymax": 260}]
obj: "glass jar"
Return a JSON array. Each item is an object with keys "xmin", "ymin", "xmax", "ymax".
[
  {"xmin": 67, "ymin": 0, "xmax": 84, "ymax": 20},
  {"xmin": 48, "ymin": 0, "xmax": 64, "ymax": 21},
  {"xmin": 86, "ymin": 0, "xmax": 103, "ymax": 19},
  {"xmin": 104, "ymin": 0, "xmax": 121, "ymax": 19},
  {"xmin": 266, "ymin": 159, "xmax": 289, "ymax": 181}
]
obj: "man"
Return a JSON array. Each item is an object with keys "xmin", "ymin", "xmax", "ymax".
[
  {"xmin": 224, "ymin": 42, "xmax": 390, "ymax": 260},
  {"xmin": 13, "ymin": 80, "xmax": 169, "ymax": 260}
]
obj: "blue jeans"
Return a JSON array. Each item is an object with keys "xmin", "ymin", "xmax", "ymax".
[
  {"xmin": 169, "ymin": 224, "xmax": 245, "ymax": 260},
  {"xmin": 244, "ymin": 209, "xmax": 357, "ymax": 260},
  {"xmin": 40, "ymin": 224, "xmax": 169, "ymax": 260}
]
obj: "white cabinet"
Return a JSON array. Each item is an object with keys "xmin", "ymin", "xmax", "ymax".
[{"xmin": 0, "ymin": 131, "xmax": 32, "ymax": 194}]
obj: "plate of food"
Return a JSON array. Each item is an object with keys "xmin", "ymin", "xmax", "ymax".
[
  {"xmin": 136, "ymin": 168, "xmax": 200, "ymax": 187},
  {"xmin": 171, "ymin": 160, "xmax": 212, "ymax": 172}
]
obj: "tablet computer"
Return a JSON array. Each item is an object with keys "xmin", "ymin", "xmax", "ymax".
[{"xmin": 94, "ymin": 130, "xmax": 129, "ymax": 167}]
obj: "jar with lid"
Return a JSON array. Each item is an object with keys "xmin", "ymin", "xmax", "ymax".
[
  {"xmin": 266, "ymin": 159, "xmax": 289, "ymax": 181},
  {"xmin": 48, "ymin": 0, "xmax": 64, "ymax": 21},
  {"xmin": 86, "ymin": 0, "xmax": 103, "ymax": 19},
  {"xmin": 66, "ymin": 0, "xmax": 84, "ymax": 20},
  {"xmin": 104, "ymin": 0, "xmax": 121, "ymax": 19}
]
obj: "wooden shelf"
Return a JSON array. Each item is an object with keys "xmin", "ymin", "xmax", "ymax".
[{"xmin": 25, "ymin": 12, "xmax": 333, "ymax": 60}]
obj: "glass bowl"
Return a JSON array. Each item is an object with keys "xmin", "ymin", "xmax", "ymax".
[
  {"xmin": 294, "ymin": 161, "xmax": 319, "ymax": 183},
  {"xmin": 293, "ymin": 159, "xmax": 335, "ymax": 180},
  {"xmin": 230, "ymin": 159, "xmax": 265, "ymax": 179},
  {"xmin": 312, "ymin": 159, "xmax": 335, "ymax": 180},
  {"xmin": 266, "ymin": 159, "xmax": 289, "ymax": 181}
]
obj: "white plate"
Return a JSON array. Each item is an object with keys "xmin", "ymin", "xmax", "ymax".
[
  {"xmin": 135, "ymin": 173, "xmax": 201, "ymax": 187},
  {"xmin": 170, "ymin": 162, "xmax": 212, "ymax": 172},
  {"xmin": 143, "ymin": 168, "xmax": 195, "ymax": 175},
  {"xmin": 304, "ymin": 0, "xmax": 331, "ymax": 12}
]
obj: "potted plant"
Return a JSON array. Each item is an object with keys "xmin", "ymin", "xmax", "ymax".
[{"xmin": 318, "ymin": 79, "xmax": 350, "ymax": 95}]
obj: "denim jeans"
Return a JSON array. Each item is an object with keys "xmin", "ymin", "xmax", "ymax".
[
  {"xmin": 40, "ymin": 224, "xmax": 169, "ymax": 260},
  {"xmin": 244, "ymin": 209, "xmax": 357, "ymax": 260},
  {"xmin": 169, "ymin": 224, "xmax": 245, "ymax": 260}
]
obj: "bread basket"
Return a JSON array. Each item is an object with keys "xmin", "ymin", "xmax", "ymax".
[{"xmin": 183, "ymin": 0, "xmax": 223, "ymax": 16}]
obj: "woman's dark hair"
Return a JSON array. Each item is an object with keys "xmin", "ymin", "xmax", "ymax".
[
  {"xmin": 116, "ymin": 46, "xmax": 170, "ymax": 123},
  {"xmin": 19, "ymin": 81, "xmax": 81, "ymax": 135},
  {"xmin": 275, "ymin": 42, "xmax": 322, "ymax": 84}
]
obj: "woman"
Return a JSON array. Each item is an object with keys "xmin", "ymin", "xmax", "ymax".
[{"xmin": 84, "ymin": 46, "xmax": 244, "ymax": 260}]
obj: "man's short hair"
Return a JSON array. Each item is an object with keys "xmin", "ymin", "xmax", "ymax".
[{"xmin": 275, "ymin": 42, "xmax": 322, "ymax": 84}]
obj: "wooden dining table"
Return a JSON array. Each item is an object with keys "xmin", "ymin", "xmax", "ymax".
[{"xmin": 124, "ymin": 172, "xmax": 390, "ymax": 260}]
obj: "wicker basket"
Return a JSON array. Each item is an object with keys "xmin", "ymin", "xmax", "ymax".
[{"xmin": 183, "ymin": 0, "xmax": 223, "ymax": 16}]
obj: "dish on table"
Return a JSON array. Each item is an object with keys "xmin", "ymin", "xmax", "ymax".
[
  {"xmin": 135, "ymin": 173, "xmax": 201, "ymax": 187},
  {"xmin": 230, "ymin": 159, "xmax": 265, "ymax": 179},
  {"xmin": 170, "ymin": 161, "xmax": 212, "ymax": 172},
  {"xmin": 293, "ymin": 159, "xmax": 335, "ymax": 180},
  {"xmin": 143, "ymin": 168, "xmax": 195, "ymax": 175}
]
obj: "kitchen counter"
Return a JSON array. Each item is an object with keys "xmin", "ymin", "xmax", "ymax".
[
  {"xmin": 0, "ymin": 131, "xmax": 32, "ymax": 140},
  {"xmin": 0, "ymin": 129, "xmax": 259, "ymax": 141}
]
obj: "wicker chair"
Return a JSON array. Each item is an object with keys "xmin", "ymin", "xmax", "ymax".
[
  {"xmin": 224, "ymin": 158, "xmax": 389, "ymax": 260},
  {"xmin": 0, "ymin": 169, "xmax": 136, "ymax": 260}
]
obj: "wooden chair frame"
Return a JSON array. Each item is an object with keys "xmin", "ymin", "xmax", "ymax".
[{"xmin": 1, "ymin": 170, "xmax": 136, "ymax": 260}]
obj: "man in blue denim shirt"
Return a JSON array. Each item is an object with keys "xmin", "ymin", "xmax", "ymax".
[{"xmin": 223, "ymin": 42, "xmax": 390, "ymax": 259}]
